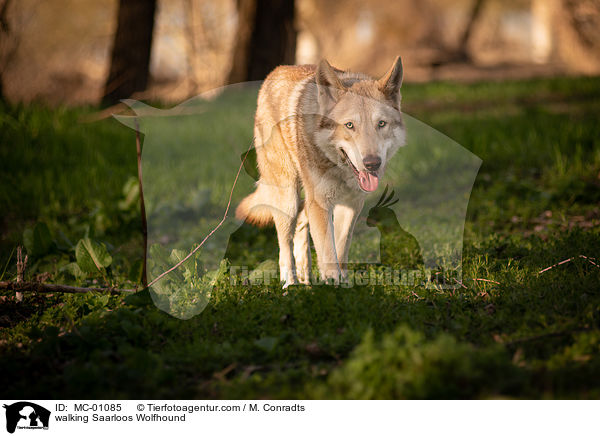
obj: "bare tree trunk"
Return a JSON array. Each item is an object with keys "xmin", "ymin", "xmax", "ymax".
[
  {"xmin": 531, "ymin": 0, "xmax": 553, "ymax": 63},
  {"xmin": 457, "ymin": 0, "xmax": 486, "ymax": 61},
  {"xmin": 0, "ymin": 0, "xmax": 13, "ymax": 102},
  {"xmin": 554, "ymin": 0, "xmax": 600, "ymax": 73},
  {"xmin": 228, "ymin": 0, "xmax": 296, "ymax": 84},
  {"xmin": 228, "ymin": 0, "xmax": 256, "ymax": 84},
  {"xmin": 102, "ymin": 0, "xmax": 156, "ymax": 106},
  {"xmin": 430, "ymin": 0, "xmax": 486, "ymax": 67},
  {"xmin": 563, "ymin": 0, "xmax": 600, "ymax": 49},
  {"xmin": 183, "ymin": 0, "xmax": 199, "ymax": 96}
]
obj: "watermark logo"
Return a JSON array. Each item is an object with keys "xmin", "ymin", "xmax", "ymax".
[
  {"xmin": 3, "ymin": 402, "xmax": 50, "ymax": 433},
  {"xmin": 115, "ymin": 81, "xmax": 481, "ymax": 319}
]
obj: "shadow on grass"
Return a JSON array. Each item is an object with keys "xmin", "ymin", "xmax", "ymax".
[{"xmin": 2, "ymin": 228, "xmax": 599, "ymax": 399}]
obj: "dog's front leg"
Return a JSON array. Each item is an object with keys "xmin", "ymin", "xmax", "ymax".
[
  {"xmin": 293, "ymin": 206, "xmax": 312, "ymax": 284},
  {"xmin": 306, "ymin": 198, "xmax": 340, "ymax": 284},
  {"xmin": 333, "ymin": 200, "xmax": 363, "ymax": 282}
]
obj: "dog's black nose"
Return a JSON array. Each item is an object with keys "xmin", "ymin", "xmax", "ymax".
[{"xmin": 363, "ymin": 155, "xmax": 381, "ymax": 172}]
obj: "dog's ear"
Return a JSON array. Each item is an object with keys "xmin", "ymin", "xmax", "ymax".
[
  {"xmin": 377, "ymin": 56, "xmax": 403, "ymax": 103},
  {"xmin": 316, "ymin": 59, "xmax": 345, "ymax": 110}
]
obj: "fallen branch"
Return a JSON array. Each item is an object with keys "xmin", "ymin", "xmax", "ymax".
[{"xmin": 0, "ymin": 281, "xmax": 135, "ymax": 295}]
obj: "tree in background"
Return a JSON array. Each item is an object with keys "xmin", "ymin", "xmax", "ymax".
[
  {"xmin": 456, "ymin": 0, "xmax": 486, "ymax": 62},
  {"xmin": 429, "ymin": 0, "xmax": 487, "ymax": 66},
  {"xmin": 0, "ymin": 0, "xmax": 15, "ymax": 102},
  {"xmin": 228, "ymin": 0, "xmax": 296, "ymax": 83},
  {"xmin": 102, "ymin": 0, "xmax": 156, "ymax": 106},
  {"xmin": 564, "ymin": 0, "xmax": 600, "ymax": 51}
]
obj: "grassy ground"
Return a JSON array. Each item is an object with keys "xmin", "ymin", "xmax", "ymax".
[{"xmin": 1, "ymin": 75, "xmax": 599, "ymax": 399}]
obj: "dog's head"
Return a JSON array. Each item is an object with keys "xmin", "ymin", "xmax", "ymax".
[{"xmin": 314, "ymin": 56, "xmax": 405, "ymax": 193}]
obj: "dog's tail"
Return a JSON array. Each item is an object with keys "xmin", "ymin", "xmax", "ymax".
[{"xmin": 235, "ymin": 186, "xmax": 273, "ymax": 227}]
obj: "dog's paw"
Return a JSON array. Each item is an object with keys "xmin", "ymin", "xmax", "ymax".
[
  {"xmin": 296, "ymin": 268, "xmax": 311, "ymax": 285},
  {"xmin": 282, "ymin": 279, "xmax": 297, "ymax": 289}
]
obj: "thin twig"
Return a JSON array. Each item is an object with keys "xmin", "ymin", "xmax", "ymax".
[
  {"xmin": 15, "ymin": 246, "xmax": 26, "ymax": 302},
  {"xmin": 472, "ymin": 278, "xmax": 500, "ymax": 284},
  {"xmin": 538, "ymin": 254, "xmax": 600, "ymax": 275},
  {"xmin": 147, "ymin": 141, "xmax": 254, "ymax": 288},
  {"xmin": 453, "ymin": 277, "xmax": 468, "ymax": 289},
  {"xmin": 579, "ymin": 255, "xmax": 599, "ymax": 268},
  {"xmin": 538, "ymin": 257, "xmax": 574, "ymax": 274},
  {"xmin": 135, "ymin": 119, "xmax": 148, "ymax": 290}
]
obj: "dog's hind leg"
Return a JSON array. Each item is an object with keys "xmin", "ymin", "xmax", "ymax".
[
  {"xmin": 293, "ymin": 204, "xmax": 311, "ymax": 284},
  {"xmin": 265, "ymin": 184, "xmax": 300, "ymax": 288},
  {"xmin": 252, "ymin": 121, "xmax": 302, "ymax": 288}
]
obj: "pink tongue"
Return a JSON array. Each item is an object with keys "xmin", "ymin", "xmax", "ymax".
[{"xmin": 358, "ymin": 171, "xmax": 379, "ymax": 192}]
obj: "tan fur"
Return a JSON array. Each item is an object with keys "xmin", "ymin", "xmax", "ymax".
[
  {"xmin": 235, "ymin": 190, "xmax": 273, "ymax": 227},
  {"xmin": 236, "ymin": 57, "xmax": 405, "ymax": 286}
]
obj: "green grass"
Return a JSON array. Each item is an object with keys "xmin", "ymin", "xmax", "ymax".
[{"xmin": 1, "ymin": 75, "xmax": 600, "ymax": 399}]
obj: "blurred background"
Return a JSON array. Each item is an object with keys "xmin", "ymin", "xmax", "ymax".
[{"xmin": 1, "ymin": 0, "xmax": 600, "ymax": 105}]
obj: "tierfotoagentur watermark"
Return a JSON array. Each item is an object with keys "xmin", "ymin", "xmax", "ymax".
[{"xmin": 115, "ymin": 81, "xmax": 481, "ymax": 319}]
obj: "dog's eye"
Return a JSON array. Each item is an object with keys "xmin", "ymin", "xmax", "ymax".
[
  {"xmin": 344, "ymin": 122, "xmax": 354, "ymax": 130},
  {"xmin": 378, "ymin": 120, "xmax": 387, "ymax": 128}
]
